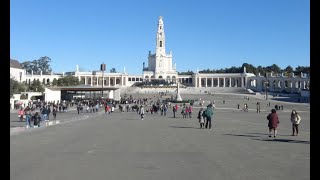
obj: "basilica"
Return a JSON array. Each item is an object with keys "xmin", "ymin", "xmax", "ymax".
[{"xmin": 10, "ymin": 16, "xmax": 310, "ymax": 97}]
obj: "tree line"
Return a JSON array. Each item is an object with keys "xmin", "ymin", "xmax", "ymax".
[{"xmin": 178, "ymin": 63, "xmax": 310, "ymax": 76}]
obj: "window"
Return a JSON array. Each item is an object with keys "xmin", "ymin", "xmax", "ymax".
[
  {"xmin": 136, "ymin": 78, "xmax": 139, "ymax": 81},
  {"xmin": 128, "ymin": 78, "xmax": 131, "ymax": 81},
  {"xmin": 160, "ymin": 26, "xmax": 162, "ymax": 29},
  {"xmin": 160, "ymin": 41, "xmax": 162, "ymax": 47}
]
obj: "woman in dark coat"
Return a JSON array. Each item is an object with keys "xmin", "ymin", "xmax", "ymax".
[{"xmin": 267, "ymin": 109, "xmax": 280, "ymax": 138}]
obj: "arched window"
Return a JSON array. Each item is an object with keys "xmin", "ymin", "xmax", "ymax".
[
  {"xmin": 47, "ymin": 79, "xmax": 50, "ymax": 85},
  {"xmin": 159, "ymin": 76, "xmax": 163, "ymax": 79},
  {"xmin": 160, "ymin": 41, "xmax": 162, "ymax": 47}
]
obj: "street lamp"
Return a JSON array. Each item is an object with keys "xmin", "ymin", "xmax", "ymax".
[{"xmin": 100, "ymin": 63, "xmax": 106, "ymax": 99}]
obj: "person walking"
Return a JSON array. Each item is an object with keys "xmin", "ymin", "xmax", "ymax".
[
  {"xmin": 52, "ymin": 106, "xmax": 57, "ymax": 120},
  {"xmin": 256, "ymin": 102, "xmax": 260, "ymax": 113},
  {"xmin": 290, "ymin": 110, "xmax": 301, "ymax": 136},
  {"xmin": 77, "ymin": 103, "xmax": 80, "ymax": 114},
  {"xmin": 173, "ymin": 105, "xmax": 177, "ymax": 118},
  {"xmin": 18, "ymin": 107, "xmax": 24, "ymax": 122},
  {"xmin": 24, "ymin": 106, "xmax": 31, "ymax": 128},
  {"xmin": 204, "ymin": 104, "xmax": 214, "ymax": 129},
  {"xmin": 188, "ymin": 106, "xmax": 193, "ymax": 118},
  {"xmin": 198, "ymin": 108, "xmax": 205, "ymax": 128},
  {"xmin": 267, "ymin": 109, "xmax": 280, "ymax": 138},
  {"xmin": 140, "ymin": 105, "xmax": 145, "ymax": 120},
  {"xmin": 41, "ymin": 106, "xmax": 48, "ymax": 122}
]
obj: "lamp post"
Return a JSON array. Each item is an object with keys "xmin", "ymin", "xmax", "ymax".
[{"xmin": 100, "ymin": 63, "xmax": 106, "ymax": 99}]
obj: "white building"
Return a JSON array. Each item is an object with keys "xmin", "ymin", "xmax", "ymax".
[{"xmin": 143, "ymin": 16, "xmax": 178, "ymax": 82}]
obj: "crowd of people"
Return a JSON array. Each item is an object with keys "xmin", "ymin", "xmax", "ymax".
[{"xmin": 15, "ymin": 95, "xmax": 304, "ymax": 138}]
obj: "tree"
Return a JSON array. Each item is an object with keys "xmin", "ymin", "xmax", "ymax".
[
  {"xmin": 110, "ymin": 68, "xmax": 117, "ymax": 73},
  {"xmin": 10, "ymin": 76, "xmax": 28, "ymax": 97},
  {"xmin": 52, "ymin": 78, "xmax": 58, "ymax": 86},
  {"xmin": 283, "ymin": 65, "xmax": 293, "ymax": 75},
  {"xmin": 294, "ymin": 66, "xmax": 310, "ymax": 75},
  {"xmin": 27, "ymin": 79, "xmax": 45, "ymax": 92},
  {"xmin": 20, "ymin": 56, "xmax": 52, "ymax": 75},
  {"xmin": 178, "ymin": 70, "xmax": 194, "ymax": 75},
  {"xmin": 10, "ymin": 77, "xmax": 19, "ymax": 98},
  {"xmin": 57, "ymin": 76, "xmax": 80, "ymax": 86},
  {"xmin": 241, "ymin": 63, "xmax": 257, "ymax": 74}
]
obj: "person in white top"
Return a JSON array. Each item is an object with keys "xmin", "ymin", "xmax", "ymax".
[
  {"xmin": 140, "ymin": 106, "xmax": 145, "ymax": 120},
  {"xmin": 290, "ymin": 110, "xmax": 301, "ymax": 136}
]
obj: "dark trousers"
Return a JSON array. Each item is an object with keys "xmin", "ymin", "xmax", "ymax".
[
  {"xmin": 205, "ymin": 117, "xmax": 212, "ymax": 129},
  {"xmin": 292, "ymin": 124, "xmax": 299, "ymax": 135},
  {"xmin": 173, "ymin": 111, "xmax": 176, "ymax": 118}
]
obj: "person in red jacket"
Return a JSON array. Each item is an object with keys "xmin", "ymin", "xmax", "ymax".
[{"xmin": 267, "ymin": 109, "xmax": 280, "ymax": 138}]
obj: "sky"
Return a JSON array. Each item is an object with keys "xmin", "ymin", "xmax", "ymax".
[{"xmin": 10, "ymin": 0, "xmax": 310, "ymax": 75}]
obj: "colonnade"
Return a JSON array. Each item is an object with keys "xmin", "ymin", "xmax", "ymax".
[{"xmin": 194, "ymin": 76, "xmax": 246, "ymax": 88}]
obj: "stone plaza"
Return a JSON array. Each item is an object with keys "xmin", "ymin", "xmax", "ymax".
[{"xmin": 10, "ymin": 93, "xmax": 310, "ymax": 180}]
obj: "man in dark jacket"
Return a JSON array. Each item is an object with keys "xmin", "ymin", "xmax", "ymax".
[{"xmin": 204, "ymin": 104, "xmax": 214, "ymax": 129}]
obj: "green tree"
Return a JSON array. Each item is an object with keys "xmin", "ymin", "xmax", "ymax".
[
  {"xmin": 10, "ymin": 77, "xmax": 19, "ymax": 98},
  {"xmin": 57, "ymin": 76, "xmax": 80, "ymax": 86},
  {"xmin": 21, "ymin": 56, "xmax": 52, "ymax": 75},
  {"xmin": 241, "ymin": 63, "xmax": 257, "ymax": 74},
  {"xmin": 110, "ymin": 68, "xmax": 117, "ymax": 73},
  {"xmin": 52, "ymin": 78, "xmax": 58, "ymax": 86},
  {"xmin": 178, "ymin": 70, "xmax": 194, "ymax": 75},
  {"xmin": 294, "ymin": 66, "xmax": 310, "ymax": 75}
]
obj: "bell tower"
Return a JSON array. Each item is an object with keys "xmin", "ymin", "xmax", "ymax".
[{"xmin": 156, "ymin": 16, "xmax": 166, "ymax": 56}]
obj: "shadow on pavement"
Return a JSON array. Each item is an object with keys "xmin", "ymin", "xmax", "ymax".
[
  {"xmin": 246, "ymin": 132, "xmax": 270, "ymax": 136},
  {"xmin": 169, "ymin": 126, "xmax": 199, "ymax": 129},
  {"xmin": 222, "ymin": 133, "xmax": 261, "ymax": 138},
  {"xmin": 252, "ymin": 138, "xmax": 310, "ymax": 144}
]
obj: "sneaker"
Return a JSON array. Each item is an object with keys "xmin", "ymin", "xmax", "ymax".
[
  {"xmin": 296, "ymin": 134, "xmax": 299, "ymax": 136},
  {"xmin": 26, "ymin": 125, "xmax": 29, "ymax": 128},
  {"xmin": 291, "ymin": 134, "xmax": 295, "ymax": 136}
]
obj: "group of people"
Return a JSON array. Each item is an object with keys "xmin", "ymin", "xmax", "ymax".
[
  {"xmin": 266, "ymin": 109, "xmax": 302, "ymax": 138},
  {"xmin": 18, "ymin": 104, "xmax": 58, "ymax": 128},
  {"xmin": 197, "ymin": 104, "xmax": 214, "ymax": 129}
]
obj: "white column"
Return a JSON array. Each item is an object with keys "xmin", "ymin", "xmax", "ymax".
[
  {"xmin": 91, "ymin": 76, "xmax": 93, "ymax": 86},
  {"xmin": 229, "ymin": 78, "xmax": 231, "ymax": 87},
  {"xmin": 84, "ymin": 76, "xmax": 87, "ymax": 85},
  {"xmin": 205, "ymin": 78, "xmax": 207, "ymax": 87},
  {"xmin": 241, "ymin": 76, "xmax": 244, "ymax": 87},
  {"xmin": 121, "ymin": 76, "xmax": 124, "ymax": 86},
  {"xmin": 195, "ymin": 77, "xmax": 197, "ymax": 87},
  {"xmin": 217, "ymin": 78, "xmax": 220, "ymax": 87},
  {"xmin": 96, "ymin": 77, "xmax": 98, "ymax": 86},
  {"xmin": 108, "ymin": 77, "xmax": 110, "ymax": 86},
  {"xmin": 199, "ymin": 77, "xmax": 201, "ymax": 87},
  {"xmin": 211, "ymin": 78, "xmax": 213, "ymax": 87},
  {"xmin": 223, "ymin": 78, "xmax": 225, "ymax": 87}
]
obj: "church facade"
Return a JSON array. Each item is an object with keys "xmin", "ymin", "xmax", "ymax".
[{"xmin": 10, "ymin": 16, "xmax": 310, "ymax": 94}]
